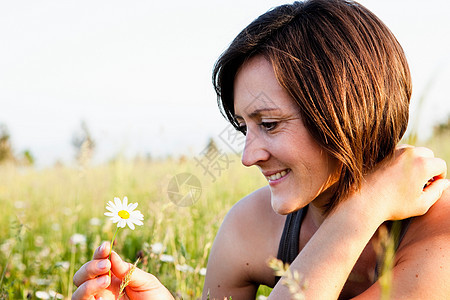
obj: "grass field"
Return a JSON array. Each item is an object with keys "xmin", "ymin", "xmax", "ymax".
[
  {"xmin": 0, "ymin": 154, "xmax": 270, "ymax": 299},
  {"xmin": 0, "ymin": 133, "xmax": 448, "ymax": 299}
]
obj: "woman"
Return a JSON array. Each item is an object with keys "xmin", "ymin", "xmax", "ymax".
[{"xmin": 72, "ymin": 0, "xmax": 450, "ymax": 299}]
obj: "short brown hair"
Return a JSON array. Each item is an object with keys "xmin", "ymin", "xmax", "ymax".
[{"xmin": 212, "ymin": 0, "xmax": 411, "ymax": 213}]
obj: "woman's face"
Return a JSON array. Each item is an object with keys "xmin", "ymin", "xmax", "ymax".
[{"xmin": 233, "ymin": 55, "xmax": 339, "ymax": 215}]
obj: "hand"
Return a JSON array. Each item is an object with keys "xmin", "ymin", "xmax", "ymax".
[
  {"xmin": 72, "ymin": 242, "xmax": 174, "ymax": 300},
  {"xmin": 355, "ymin": 145, "xmax": 449, "ymax": 222}
]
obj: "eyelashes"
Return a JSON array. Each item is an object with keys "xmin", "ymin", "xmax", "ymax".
[
  {"xmin": 260, "ymin": 121, "xmax": 278, "ymax": 131},
  {"xmin": 237, "ymin": 124, "xmax": 247, "ymax": 135},
  {"xmin": 236, "ymin": 121, "xmax": 279, "ymax": 135}
]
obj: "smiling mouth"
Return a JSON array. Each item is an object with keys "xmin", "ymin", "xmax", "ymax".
[{"xmin": 265, "ymin": 169, "xmax": 290, "ymax": 181}]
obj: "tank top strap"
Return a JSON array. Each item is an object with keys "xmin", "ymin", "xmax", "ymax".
[{"xmin": 274, "ymin": 206, "xmax": 308, "ymax": 285}]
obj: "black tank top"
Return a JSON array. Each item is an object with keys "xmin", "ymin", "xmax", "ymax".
[{"xmin": 275, "ymin": 205, "xmax": 412, "ymax": 284}]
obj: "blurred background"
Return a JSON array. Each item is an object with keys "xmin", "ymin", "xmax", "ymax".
[
  {"xmin": 1, "ymin": 1, "xmax": 449, "ymax": 299},
  {"xmin": 0, "ymin": 0, "xmax": 449, "ymax": 167}
]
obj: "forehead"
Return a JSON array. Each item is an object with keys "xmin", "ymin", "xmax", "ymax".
[{"xmin": 233, "ymin": 55, "xmax": 298, "ymax": 116}]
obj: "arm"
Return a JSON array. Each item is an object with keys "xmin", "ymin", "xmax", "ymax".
[{"xmin": 269, "ymin": 146, "xmax": 449, "ymax": 299}]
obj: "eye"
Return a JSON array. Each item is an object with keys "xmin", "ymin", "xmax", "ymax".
[
  {"xmin": 259, "ymin": 121, "xmax": 278, "ymax": 131},
  {"xmin": 237, "ymin": 124, "xmax": 247, "ymax": 135}
]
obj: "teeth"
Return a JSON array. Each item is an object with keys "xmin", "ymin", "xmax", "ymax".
[{"xmin": 266, "ymin": 170, "xmax": 288, "ymax": 181}]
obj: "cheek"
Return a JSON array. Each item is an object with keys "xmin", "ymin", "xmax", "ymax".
[{"xmin": 302, "ymin": 150, "xmax": 340, "ymax": 196}]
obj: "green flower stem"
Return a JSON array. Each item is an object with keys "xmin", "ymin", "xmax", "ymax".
[{"xmin": 109, "ymin": 226, "xmax": 120, "ymax": 277}]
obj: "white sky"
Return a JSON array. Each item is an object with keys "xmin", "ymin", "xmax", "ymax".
[{"xmin": 0, "ymin": 0, "xmax": 449, "ymax": 166}]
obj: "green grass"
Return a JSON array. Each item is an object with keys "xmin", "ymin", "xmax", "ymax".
[
  {"xmin": 0, "ymin": 129, "xmax": 448, "ymax": 300},
  {"xmin": 0, "ymin": 156, "xmax": 267, "ymax": 299}
]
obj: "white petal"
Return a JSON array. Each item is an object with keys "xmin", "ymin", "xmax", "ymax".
[
  {"xmin": 130, "ymin": 210, "xmax": 143, "ymax": 217},
  {"xmin": 118, "ymin": 220, "xmax": 126, "ymax": 228},
  {"xmin": 127, "ymin": 221, "xmax": 135, "ymax": 230},
  {"xmin": 114, "ymin": 197, "xmax": 122, "ymax": 208},
  {"xmin": 128, "ymin": 202, "xmax": 138, "ymax": 211},
  {"xmin": 107, "ymin": 201, "xmax": 116, "ymax": 208},
  {"xmin": 123, "ymin": 197, "xmax": 128, "ymax": 208},
  {"xmin": 131, "ymin": 211, "xmax": 144, "ymax": 219},
  {"xmin": 104, "ymin": 212, "xmax": 115, "ymax": 217},
  {"xmin": 132, "ymin": 219, "xmax": 144, "ymax": 226},
  {"xmin": 105, "ymin": 206, "xmax": 116, "ymax": 212}
]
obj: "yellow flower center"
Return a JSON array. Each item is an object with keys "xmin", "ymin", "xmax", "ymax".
[{"xmin": 118, "ymin": 210, "xmax": 130, "ymax": 219}]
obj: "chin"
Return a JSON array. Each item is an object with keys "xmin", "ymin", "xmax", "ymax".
[{"xmin": 271, "ymin": 194, "xmax": 307, "ymax": 215}]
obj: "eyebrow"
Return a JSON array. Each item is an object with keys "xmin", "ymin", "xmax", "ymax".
[{"xmin": 235, "ymin": 107, "xmax": 281, "ymax": 120}]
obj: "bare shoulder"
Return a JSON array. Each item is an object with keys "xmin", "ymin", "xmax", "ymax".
[
  {"xmin": 202, "ymin": 186, "xmax": 286, "ymax": 299},
  {"xmin": 225, "ymin": 185, "xmax": 283, "ymax": 228},
  {"xmin": 359, "ymin": 188, "xmax": 450, "ymax": 299},
  {"xmin": 390, "ymin": 187, "xmax": 450, "ymax": 297}
]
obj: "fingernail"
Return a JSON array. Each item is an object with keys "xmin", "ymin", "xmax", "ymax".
[
  {"xmin": 98, "ymin": 260, "xmax": 109, "ymax": 270},
  {"xmin": 99, "ymin": 242, "xmax": 107, "ymax": 252},
  {"xmin": 97, "ymin": 275, "xmax": 109, "ymax": 286}
]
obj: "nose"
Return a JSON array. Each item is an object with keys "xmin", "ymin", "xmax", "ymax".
[{"xmin": 241, "ymin": 130, "xmax": 270, "ymax": 167}]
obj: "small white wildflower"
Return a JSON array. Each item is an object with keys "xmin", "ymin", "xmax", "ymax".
[
  {"xmin": 35, "ymin": 291, "xmax": 50, "ymax": 299},
  {"xmin": 257, "ymin": 296, "xmax": 268, "ymax": 300},
  {"xmin": 34, "ymin": 235, "xmax": 44, "ymax": 247},
  {"xmin": 70, "ymin": 233, "xmax": 87, "ymax": 245},
  {"xmin": 51, "ymin": 223, "xmax": 61, "ymax": 231},
  {"xmin": 39, "ymin": 247, "xmax": 50, "ymax": 258},
  {"xmin": 49, "ymin": 290, "xmax": 64, "ymax": 299},
  {"xmin": 151, "ymin": 242, "xmax": 164, "ymax": 254},
  {"xmin": 175, "ymin": 263, "xmax": 194, "ymax": 273},
  {"xmin": 0, "ymin": 239, "xmax": 13, "ymax": 254},
  {"xmin": 55, "ymin": 261, "xmax": 70, "ymax": 271},
  {"xmin": 160, "ymin": 254, "xmax": 175, "ymax": 263},
  {"xmin": 33, "ymin": 278, "xmax": 52, "ymax": 286},
  {"xmin": 199, "ymin": 267, "xmax": 207, "ymax": 276},
  {"xmin": 17, "ymin": 263, "xmax": 26, "ymax": 271},
  {"xmin": 12, "ymin": 253, "xmax": 22, "ymax": 262},
  {"xmin": 89, "ymin": 217, "xmax": 101, "ymax": 226},
  {"xmin": 11, "ymin": 254, "xmax": 25, "ymax": 271},
  {"xmin": 104, "ymin": 197, "xmax": 144, "ymax": 230},
  {"xmin": 14, "ymin": 201, "xmax": 26, "ymax": 209}
]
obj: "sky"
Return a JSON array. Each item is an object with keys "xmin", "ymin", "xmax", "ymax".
[{"xmin": 0, "ymin": 0, "xmax": 449, "ymax": 167}]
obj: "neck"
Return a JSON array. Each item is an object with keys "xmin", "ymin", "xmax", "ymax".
[{"xmin": 308, "ymin": 182, "xmax": 339, "ymax": 228}]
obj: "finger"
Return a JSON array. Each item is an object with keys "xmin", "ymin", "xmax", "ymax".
[
  {"xmin": 421, "ymin": 179, "xmax": 450, "ymax": 211},
  {"xmin": 110, "ymin": 251, "xmax": 159, "ymax": 289},
  {"xmin": 424, "ymin": 157, "xmax": 447, "ymax": 182},
  {"xmin": 73, "ymin": 259, "xmax": 111, "ymax": 287},
  {"xmin": 71, "ymin": 275, "xmax": 110, "ymax": 300},
  {"xmin": 396, "ymin": 144, "xmax": 413, "ymax": 150},
  {"xmin": 413, "ymin": 146, "xmax": 435, "ymax": 158},
  {"xmin": 110, "ymin": 251, "xmax": 134, "ymax": 279},
  {"xmin": 93, "ymin": 242, "xmax": 111, "ymax": 260}
]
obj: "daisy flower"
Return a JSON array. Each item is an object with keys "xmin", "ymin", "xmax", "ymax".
[
  {"xmin": 104, "ymin": 196, "xmax": 144, "ymax": 279},
  {"xmin": 104, "ymin": 197, "xmax": 144, "ymax": 230}
]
